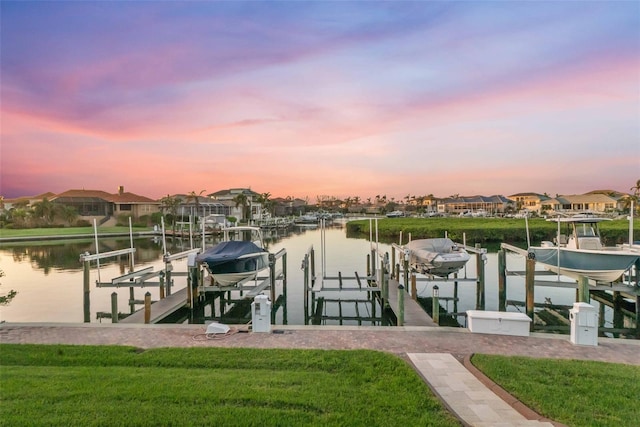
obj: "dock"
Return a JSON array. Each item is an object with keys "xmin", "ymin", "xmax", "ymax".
[
  {"xmin": 387, "ymin": 279, "xmax": 437, "ymax": 326},
  {"xmin": 120, "ymin": 288, "xmax": 188, "ymax": 324}
]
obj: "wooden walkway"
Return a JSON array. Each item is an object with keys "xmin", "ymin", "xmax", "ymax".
[
  {"xmin": 387, "ymin": 279, "xmax": 437, "ymax": 327},
  {"xmin": 120, "ymin": 288, "xmax": 188, "ymax": 324}
]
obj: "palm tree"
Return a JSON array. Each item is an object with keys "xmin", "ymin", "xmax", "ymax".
[
  {"xmin": 256, "ymin": 192, "xmax": 272, "ymax": 218},
  {"xmin": 186, "ymin": 190, "xmax": 206, "ymax": 219},
  {"xmin": 57, "ymin": 205, "xmax": 78, "ymax": 226},
  {"xmin": 626, "ymin": 179, "xmax": 640, "ymax": 215},
  {"xmin": 233, "ymin": 193, "xmax": 249, "ymax": 223},
  {"xmin": 160, "ymin": 195, "xmax": 181, "ymax": 235},
  {"xmin": 32, "ymin": 198, "xmax": 56, "ymax": 225}
]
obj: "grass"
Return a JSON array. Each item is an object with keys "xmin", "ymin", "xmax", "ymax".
[
  {"xmin": 346, "ymin": 217, "xmax": 638, "ymax": 244},
  {"xmin": 0, "ymin": 344, "xmax": 461, "ymax": 427},
  {"xmin": 0, "ymin": 226, "xmax": 153, "ymax": 238},
  {"xmin": 471, "ymin": 354, "xmax": 640, "ymax": 427}
]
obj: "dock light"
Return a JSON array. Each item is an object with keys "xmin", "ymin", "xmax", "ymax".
[{"xmin": 432, "ymin": 285, "xmax": 440, "ymax": 325}]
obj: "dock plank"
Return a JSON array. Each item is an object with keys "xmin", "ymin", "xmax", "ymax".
[
  {"xmin": 387, "ymin": 279, "xmax": 437, "ymax": 327},
  {"xmin": 120, "ymin": 288, "xmax": 188, "ymax": 324}
]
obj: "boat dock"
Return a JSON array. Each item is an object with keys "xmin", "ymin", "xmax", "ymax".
[
  {"xmin": 120, "ymin": 288, "xmax": 188, "ymax": 324},
  {"xmin": 386, "ymin": 279, "xmax": 437, "ymax": 326}
]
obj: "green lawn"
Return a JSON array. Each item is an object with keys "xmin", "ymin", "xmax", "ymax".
[
  {"xmin": 471, "ymin": 354, "xmax": 640, "ymax": 427},
  {"xmin": 346, "ymin": 217, "xmax": 638, "ymax": 244},
  {"xmin": 0, "ymin": 226, "xmax": 153, "ymax": 238},
  {"xmin": 2, "ymin": 344, "xmax": 639, "ymax": 426},
  {"xmin": 0, "ymin": 344, "xmax": 460, "ymax": 427}
]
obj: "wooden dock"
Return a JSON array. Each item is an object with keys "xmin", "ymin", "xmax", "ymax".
[
  {"xmin": 120, "ymin": 288, "xmax": 188, "ymax": 324},
  {"xmin": 387, "ymin": 279, "xmax": 437, "ymax": 327}
]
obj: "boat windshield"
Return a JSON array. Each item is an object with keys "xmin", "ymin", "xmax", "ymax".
[{"xmin": 573, "ymin": 223, "xmax": 598, "ymax": 238}]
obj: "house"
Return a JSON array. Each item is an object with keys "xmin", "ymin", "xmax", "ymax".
[
  {"xmin": 437, "ymin": 195, "xmax": 514, "ymax": 216},
  {"xmin": 508, "ymin": 193, "xmax": 551, "ymax": 215},
  {"xmin": 208, "ymin": 188, "xmax": 264, "ymax": 221},
  {"xmin": 0, "ymin": 192, "xmax": 56, "ymax": 212},
  {"xmin": 170, "ymin": 194, "xmax": 233, "ymax": 219},
  {"xmin": 542, "ymin": 193, "xmax": 622, "ymax": 215},
  {"xmin": 271, "ymin": 197, "xmax": 308, "ymax": 216},
  {"xmin": 51, "ymin": 186, "xmax": 159, "ymax": 220}
]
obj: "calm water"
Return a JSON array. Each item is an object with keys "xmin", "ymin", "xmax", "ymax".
[{"xmin": 0, "ymin": 222, "xmax": 626, "ymax": 328}]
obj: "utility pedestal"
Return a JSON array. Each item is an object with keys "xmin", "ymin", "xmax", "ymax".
[
  {"xmin": 252, "ymin": 294, "xmax": 272, "ymax": 333},
  {"xmin": 569, "ymin": 302, "xmax": 598, "ymax": 346}
]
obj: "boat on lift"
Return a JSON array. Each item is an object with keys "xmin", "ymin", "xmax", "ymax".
[
  {"xmin": 405, "ymin": 238, "xmax": 471, "ymax": 277},
  {"xmin": 196, "ymin": 226, "xmax": 270, "ymax": 286},
  {"xmin": 527, "ymin": 214, "xmax": 640, "ymax": 283}
]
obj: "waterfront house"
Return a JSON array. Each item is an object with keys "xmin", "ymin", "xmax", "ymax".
[
  {"xmin": 436, "ymin": 195, "xmax": 515, "ymax": 216},
  {"xmin": 508, "ymin": 192, "xmax": 551, "ymax": 215},
  {"xmin": 208, "ymin": 188, "xmax": 265, "ymax": 222},
  {"xmin": 542, "ymin": 193, "xmax": 622, "ymax": 215},
  {"xmin": 51, "ymin": 186, "xmax": 159, "ymax": 222}
]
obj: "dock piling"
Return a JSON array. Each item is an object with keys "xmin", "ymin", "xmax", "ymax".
[
  {"xmin": 498, "ymin": 249, "xmax": 506, "ymax": 311},
  {"xmin": 144, "ymin": 292, "xmax": 151, "ymax": 324},
  {"xmin": 397, "ymin": 284, "xmax": 405, "ymax": 326},
  {"xmin": 111, "ymin": 292, "xmax": 118, "ymax": 323},
  {"xmin": 525, "ymin": 257, "xmax": 535, "ymax": 330}
]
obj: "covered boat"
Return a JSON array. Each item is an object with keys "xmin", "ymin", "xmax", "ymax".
[
  {"xmin": 196, "ymin": 226, "xmax": 270, "ymax": 286},
  {"xmin": 405, "ymin": 238, "xmax": 470, "ymax": 277},
  {"xmin": 527, "ymin": 215, "xmax": 640, "ymax": 283}
]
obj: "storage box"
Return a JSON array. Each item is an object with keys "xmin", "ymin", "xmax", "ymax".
[{"xmin": 467, "ymin": 310, "xmax": 532, "ymax": 337}]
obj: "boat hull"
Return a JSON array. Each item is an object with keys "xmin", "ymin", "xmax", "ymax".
[
  {"xmin": 196, "ymin": 241, "xmax": 270, "ymax": 286},
  {"xmin": 406, "ymin": 238, "xmax": 471, "ymax": 277},
  {"xmin": 528, "ymin": 247, "xmax": 639, "ymax": 283}
]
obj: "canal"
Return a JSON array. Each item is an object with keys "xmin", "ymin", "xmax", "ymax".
[{"xmin": 0, "ymin": 222, "xmax": 634, "ymax": 333}]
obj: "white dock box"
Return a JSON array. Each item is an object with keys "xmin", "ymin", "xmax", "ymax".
[
  {"xmin": 569, "ymin": 302, "xmax": 598, "ymax": 346},
  {"xmin": 467, "ymin": 310, "xmax": 532, "ymax": 337},
  {"xmin": 251, "ymin": 294, "xmax": 272, "ymax": 333}
]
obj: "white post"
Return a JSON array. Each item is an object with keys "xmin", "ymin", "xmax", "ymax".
[
  {"xmin": 93, "ymin": 218, "xmax": 101, "ymax": 282},
  {"xmin": 630, "ymin": 200, "xmax": 634, "ymax": 246},
  {"xmin": 128, "ymin": 216, "xmax": 135, "ymax": 270}
]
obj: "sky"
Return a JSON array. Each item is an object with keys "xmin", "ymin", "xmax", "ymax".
[{"xmin": 1, "ymin": 1, "xmax": 639, "ymax": 202}]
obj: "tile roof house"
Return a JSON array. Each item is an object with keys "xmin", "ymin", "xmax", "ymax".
[
  {"xmin": 508, "ymin": 192, "xmax": 551, "ymax": 214},
  {"xmin": 436, "ymin": 195, "xmax": 515, "ymax": 216},
  {"xmin": 51, "ymin": 186, "xmax": 159, "ymax": 218},
  {"xmin": 542, "ymin": 193, "xmax": 622, "ymax": 215}
]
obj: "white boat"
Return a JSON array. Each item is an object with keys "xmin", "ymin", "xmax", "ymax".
[
  {"xmin": 405, "ymin": 238, "xmax": 471, "ymax": 277},
  {"xmin": 386, "ymin": 210, "xmax": 405, "ymax": 218},
  {"xmin": 294, "ymin": 214, "xmax": 319, "ymax": 225},
  {"xmin": 527, "ymin": 215, "xmax": 640, "ymax": 283},
  {"xmin": 196, "ymin": 226, "xmax": 270, "ymax": 286}
]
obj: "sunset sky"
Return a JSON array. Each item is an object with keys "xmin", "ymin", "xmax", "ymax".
[{"xmin": 1, "ymin": 1, "xmax": 638, "ymax": 201}]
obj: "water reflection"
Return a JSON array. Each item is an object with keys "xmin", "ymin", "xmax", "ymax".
[{"xmin": 0, "ymin": 223, "xmax": 637, "ymax": 336}]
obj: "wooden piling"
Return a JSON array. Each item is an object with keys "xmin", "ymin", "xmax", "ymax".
[
  {"xmin": 578, "ymin": 276, "xmax": 590, "ymax": 303},
  {"xmin": 282, "ymin": 252, "xmax": 288, "ymax": 325},
  {"xmin": 144, "ymin": 291, "xmax": 151, "ymax": 324},
  {"xmin": 403, "ymin": 252, "xmax": 409, "ymax": 290},
  {"xmin": 165, "ymin": 267, "xmax": 172, "ymax": 296},
  {"xmin": 269, "ymin": 254, "xmax": 276, "ymax": 304},
  {"xmin": 159, "ymin": 271, "xmax": 165, "ymax": 299},
  {"xmin": 111, "ymin": 292, "xmax": 118, "ymax": 324},
  {"xmin": 475, "ymin": 244, "xmax": 485, "ymax": 310},
  {"xmin": 83, "ymin": 259, "xmax": 90, "ymax": 323},
  {"xmin": 498, "ymin": 249, "xmax": 506, "ymax": 311},
  {"xmin": 304, "ymin": 253, "xmax": 309, "ymax": 323},
  {"xmin": 391, "ymin": 249, "xmax": 396, "ymax": 279},
  {"xmin": 525, "ymin": 257, "xmax": 535, "ymax": 330},
  {"xmin": 453, "ymin": 272, "xmax": 459, "ymax": 314},
  {"xmin": 397, "ymin": 284, "xmax": 405, "ymax": 326},
  {"xmin": 411, "ymin": 274, "xmax": 417, "ymax": 301},
  {"xmin": 432, "ymin": 287, "xmax": 440, "ymax": 325}
]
